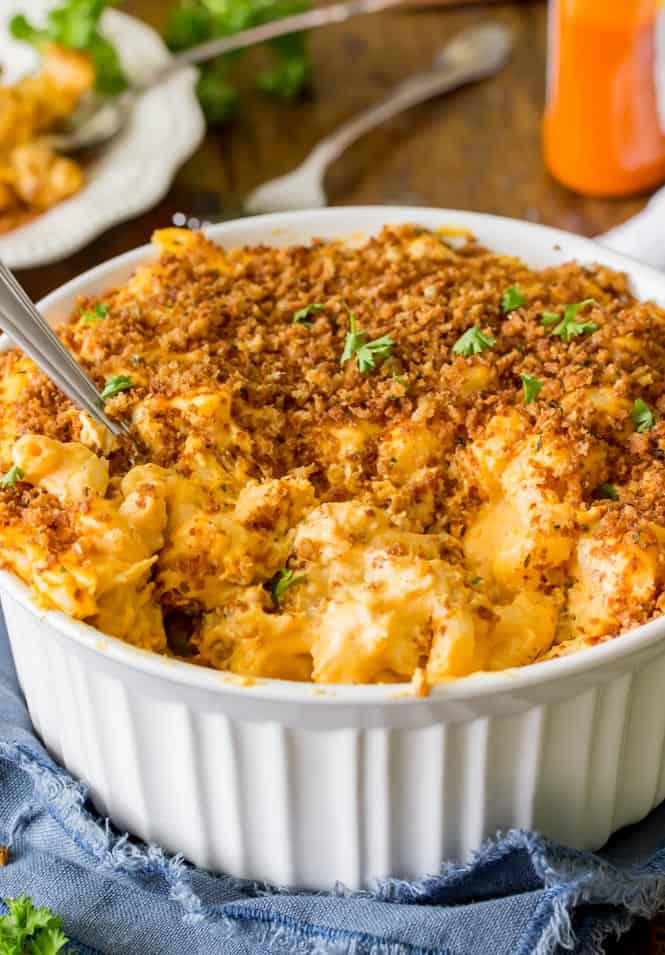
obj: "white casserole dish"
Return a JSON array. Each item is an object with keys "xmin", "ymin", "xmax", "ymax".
[{"xmin": 5, "ymin": 206, "xmax": 665, "ymax": 891}]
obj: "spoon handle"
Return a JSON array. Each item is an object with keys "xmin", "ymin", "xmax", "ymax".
[
  {"xmin": 0, "ymin": 261, "xmax": 131, "ymax": 439},
  {"xmin": 303, "ymin": 23, "xmax": 511, "ymax": 174},
  {"xmin": 142, "ymin": 0, "xmax": 404, "ymax": 87}
]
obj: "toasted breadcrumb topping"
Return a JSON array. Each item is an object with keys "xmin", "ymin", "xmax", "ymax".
[{"xmin": 1, "ymin": 225, "xmax": 665, "ymax": 683}]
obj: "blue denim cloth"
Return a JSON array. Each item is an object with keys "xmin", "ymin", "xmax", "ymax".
[{"xmin": 3, "ymin": 620, "xmax": 665, "ymax": 955}]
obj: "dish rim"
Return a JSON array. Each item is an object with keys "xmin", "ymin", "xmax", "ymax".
[{"xmin": 6, "ymin": 204, "xmax": 665, "ymax": 706}]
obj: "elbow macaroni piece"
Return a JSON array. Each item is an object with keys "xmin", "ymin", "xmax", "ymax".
[{"xmin": 0, "ymin": 436, "xmax": 167, "ymax": 652}]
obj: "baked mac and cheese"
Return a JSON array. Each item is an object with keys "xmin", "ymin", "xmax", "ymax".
[
  {"xmin": 0, "ymin": 44, "xmax": 92, "ymax": 233},
  {"xmin": 2, "ymin": 225, "xmax": 665, "ymax": 688}
]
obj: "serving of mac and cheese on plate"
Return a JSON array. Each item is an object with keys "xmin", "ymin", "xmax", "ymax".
[
  {"xmin": 0, "ymin": 43, "xmax": 92, "ymax": 233},
  {"xmin": 1, "ymin": 223, "xmax": 664, "ymax": 690}
]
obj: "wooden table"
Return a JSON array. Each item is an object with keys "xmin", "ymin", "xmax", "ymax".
[
  {"xmin": 16, "ymin": 0, "xmax": 649, "ymax": 302},
  {"xmin": 14, "ymin": 2, "xmax": 665, "ymax": 951}
]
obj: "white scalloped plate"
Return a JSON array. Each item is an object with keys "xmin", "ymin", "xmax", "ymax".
[{"xmin": 0, "ymin": 1, "xmax": 205, "ymax": 269}]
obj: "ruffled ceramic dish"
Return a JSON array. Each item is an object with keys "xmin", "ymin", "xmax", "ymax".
[
  {"xmin": 5, "ymin": 207, "xmax": 665, "ymax": 891},
  {"xmin": 0, "ymin": 0, "xmax": 205, "ymax": 269}
]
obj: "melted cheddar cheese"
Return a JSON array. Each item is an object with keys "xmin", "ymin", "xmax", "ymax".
[{"xmin": 1, "ymin": 225, "xmax": 664, "ymax": 689}]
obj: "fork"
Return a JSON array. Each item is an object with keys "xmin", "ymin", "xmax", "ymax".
[
  {"xmin": 244, "ymin": 22, "xmax": 511, "ymax": 215},
  {"xmin": 0, "ymin": 260, "xmax": 131, "ymax": 439}
]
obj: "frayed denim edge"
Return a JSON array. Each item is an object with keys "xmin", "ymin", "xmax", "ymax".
[
  {"xmin": 5, "ymin": 738, "xmax": 665, "ymax": 955},
  {"xmin": 371, "ymin": 829, "xmax": 665, "ymax": 955},
  {"xmin": 0, "ymin": 741, "xmax": 454, "ymax": 955}
]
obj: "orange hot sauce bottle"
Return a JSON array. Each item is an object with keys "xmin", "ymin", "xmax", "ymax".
[{"xmin": 543, "ymin": 0, "xmax": 665, "ymax": 197}]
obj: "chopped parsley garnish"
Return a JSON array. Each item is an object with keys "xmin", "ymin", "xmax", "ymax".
[
  {"xmin": 541, "ymin": 299, "xmax": 597, "ymax": 342},
  {"xmin": 631, "ymin": 398, "xmax": 655, "ymax": 433},
  {"xmin": 452, "ymin": 326, "xmax": 496, "ymax": 357},
  {"xmin": 82, "ymin": 303, "xmax": 108, "ymax": 324},
  {"xmin": 293, "ymin": 303, "xmax": 324, "ymax": 326},
  {"xmin": 502, "ymin": 285, "xmax": 526, "ymax": 312},
  {"xmin": 470, "ymin": 575, "xmax": 483, "ymax": 585},
  {"xmin": 10, "ymin": 0, "xmax": 127, "ymax": 96},
  {"xmin": 595, "ymin": 483, "xmax": 619, "ymax": 501},
  {"xmin": 131, "ymin": 355, "xmax": 142, "ymax": 366},
  {"xmin": 99, "ymin": 375, "xmax": 133, "ymax": 401},
  {"xmin": 340, "ymin": 312, "xmax": 394, "ymax": 374},
  {"xmin": 0, "ymin": 895, "xmax": 70, "ymax": 954},
  {"xmin": 165, "ymin": 0, "xmax": 311, "ymax": 125},
  {"xmin": 0, "ymin": 466, "xmax": 24, "ymax": 489},
  {"xmin": 519, "ymin": 373, "xmax": 544, "ymax": 405},
  {"xmin": 270, "ymin": 568, "xmax": 304, "ymax": 607}
]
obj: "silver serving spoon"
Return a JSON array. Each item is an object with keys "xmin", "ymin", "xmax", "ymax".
[
  {"xmin": 244, "ymin": 22, "xmax": 511, "ymax": 215},
  {"xmin": 48, "ymin": 0, "xmax": 407, "ymax": 152},
  {"xmin": 0, "ymin": 260, "xmax": 131, "ymax": 439}
]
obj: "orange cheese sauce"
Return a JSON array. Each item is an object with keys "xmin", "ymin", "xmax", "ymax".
[{"xmin": 544, "ymin": 0, "xmax": 665, "ymax": 196}]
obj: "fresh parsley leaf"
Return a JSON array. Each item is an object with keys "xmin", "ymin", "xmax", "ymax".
[
  {"xmin": 0, "ymin": 896, "xmax": 70, "ymax": 954},
  {"xmin": 631, "ymin": 398, "xmax": 655, "ymax": 433},
  {"xmin": 31, "ymin": 925, "xmax": 70, "ymax": 955},
  {"xmin": 100, "ymin": 375, "xmax": 133, "ymax": 401},
  {"xmin": 452, "ymin": 326, "xmax": 496, "ymax": 357},
  {"xmin": 195, "ymin": 61, "xmax": 239, "ymax": 124},
  {"xmin": 165, "ymin": 0, "xmax": 312, "ymax": 125},
  {"xmin": 270, "ymin": 568, "xmax": 304, "ymax": 607},
  {"xmin": 541, "ymin": 299, "xmax": 597, "ymax": 342},
  {"xmin": 340, "ymin": 312, "xmax": 394, "ymax": 374},
  {"xmin": 7, "ymin": 15, "xmax": 40, "ymax": 43},
  {"xmin": 293, "ymin": 303, "xmax": 324, "ymax": 326},
  {"xmin": 10, "ymin": 1, "xmax": 127, "ymax": 96},
  {"xmin": 86, "ymin": 32, "xmax": 127, "ymax": 96},
  {"xmin": 164, "ymin": 3, "xmax": 215, "ymax": 50},
  {"xmin": 595, "ymin": 483, "xmax": 619, "ymax": 501},
  {"xmin": 82, "ymin": 303, "xmax": 108, "ymax": 324},
  {"xmin": 502, "ymin": 285, "xmax": 526, "ymax": 312},
  {"xmin": 258, "ymin": 55, "xmax": 310, "ymax": 100},
  {"xmin": 519, "ymin": 373, "xmax": 544, "ymax": 405},
  {"xmin": 0, "ymin": 466, "xmax": 24, "ymax": 489}
]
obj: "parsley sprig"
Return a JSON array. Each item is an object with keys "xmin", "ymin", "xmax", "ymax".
[
  {"xmin": 595, "ymin": 483, "xmax": 619, "ymax": 501},
  {"xmin": 631, "ymin": 398, "xmax": 655, "ymax": 433},
  {"xmin": 541, "ymin": 299, "xmax": 597, "ymax": 342},
  {"xmin": 502, "ymin": 286, "xmax": 526, "ymax": 312},
  {"xmin": 82, "ymin": 303, "xmax": 108, "ymax": 324},
  {"xmin": 452, "ymin": 326, "xmax": 496, "ymax": 357},
  {"xmin": 0, "ymin": 896, "xmax": 70, "ymax": 954},
  {"xmin": 10, "ymin": 1, "xmax": 127, "ymax": 96},
  {"xmin": 99, "ymin": 375, "xmax": 133, "ymax": 401},
  {"xmin": 519, "ymin": 373, "xmax": 544, "ymax": 405},
  {"xmin": 293, "ymin": 303, "xmax": 324, "ymax": 326},
  {"xmin": 0, "ymin": 466, "xmax": 24, "ymax": 490},
  {"xmin": 341, "ymin": 312, "xmax": 394, "ymax": 374},
  {"xmin": 166, "ymin": 0, "xmax": 312, "ymax": 125},
  {"xmin": 270, "ymin": 568, "xmax": 304, "ymax": 607}
]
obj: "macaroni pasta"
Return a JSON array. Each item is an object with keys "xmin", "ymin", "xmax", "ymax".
[{"xmin": 1, "ymin": 225, "xmax": 664, "ymax": 689}]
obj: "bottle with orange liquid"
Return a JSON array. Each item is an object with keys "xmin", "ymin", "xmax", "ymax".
[{"xmin": 544, "ymin": 0, "xmax": 665, "ymax": 197}]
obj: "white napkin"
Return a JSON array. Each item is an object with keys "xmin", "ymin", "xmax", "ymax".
[{"xmin": 598, "ymin": 186, "xmax": 665, "ymax": 269}]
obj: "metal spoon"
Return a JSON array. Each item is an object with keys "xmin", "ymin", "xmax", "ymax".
[
  {"xmin": 244, "ymin": 22, "xmax": 511, "ymax": 215},
  {"xmin": 0, "ymin": 260, "xmax": 131, "ymax": 439},
  {"xmin": 48, "ymin": 0, "xmax": 407, "ymax": 152}
]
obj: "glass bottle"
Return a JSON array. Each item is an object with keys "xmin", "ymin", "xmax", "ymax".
[{"xmin": 543, "ymin": 0, "xmax": 665, "ymax": 197}]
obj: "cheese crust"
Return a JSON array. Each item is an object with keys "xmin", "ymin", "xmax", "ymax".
[{"xmin": 1, "ymin": 224, "xmax": 664, "ymax": 687}]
